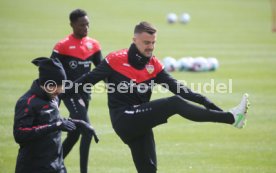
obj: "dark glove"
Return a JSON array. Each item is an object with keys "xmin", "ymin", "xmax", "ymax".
[
  {"xmin": 203, "ymin": 98, "xmax": 223, "ymax": 111},
  {"xmin": 70, "ymin": 119, "xmax": 99, "ymax": 143},
  {"xmin": 56, "ymin": 118, "xmax": 77, "ymax": 132}
]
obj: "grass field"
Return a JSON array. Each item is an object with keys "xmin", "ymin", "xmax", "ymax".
[{"xmin": 1, "ymin": 0, "xmax": 276, "ymax": 172}]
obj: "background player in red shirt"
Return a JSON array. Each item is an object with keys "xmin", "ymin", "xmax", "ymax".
[
  {"xmin": 71, "ymin": 21, "xmax": 250, "ymax": 172},
  {"xmin": 50, "ymin": 9, "xmax": 103, "ymax": 173}
]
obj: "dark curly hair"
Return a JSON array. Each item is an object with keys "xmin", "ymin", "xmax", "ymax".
[{"xmin": 69, "ymin": 9, "xmax": 87, "ymax": 23}]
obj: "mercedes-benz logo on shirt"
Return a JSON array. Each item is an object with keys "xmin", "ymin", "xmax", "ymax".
[{"xmin": 69, "ymin": 60, "xmax": 78, "ymax": 69}]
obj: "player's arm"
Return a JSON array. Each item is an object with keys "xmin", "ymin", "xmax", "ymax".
[
  {"xmin": 13, "ymin": 101, "xmax": 76, "ymax": 144},
  {"xmin": 50, "ymin": 42, "xmax": 65, "ymax": 60},
  {"xmin": 50, "ymin": 51, "xmax": 62, "ymax": 59},
  {"xmin": 91, "ymin": 51, "xmax": 103, "ymax": 67},
  {"xmin": 73, "ymin": 59, "xmax": 113, "ymax": 85},
  {"xmin": 155, "ymin": 70, "xmax": 223, "ymax": 111}
]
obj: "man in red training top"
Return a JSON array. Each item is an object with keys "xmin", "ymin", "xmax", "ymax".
[
  {"xmin": 50, "ymin": 9, "xmax": 103, "ymax": 173},
  {"xmin": 72, "ymin": 21, "xmax": 250, "ymax": 173}
]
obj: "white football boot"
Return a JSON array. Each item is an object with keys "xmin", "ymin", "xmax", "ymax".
[{"xmin": 229, "ymin": 93, "xmax": 250, "ymax": 129}]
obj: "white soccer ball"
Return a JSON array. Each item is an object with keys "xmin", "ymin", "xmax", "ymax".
[
  {"xmin": 167, "ymin": 13, "xmax": 178, "ymax": 24},
  {"xmin": 163, "ymin": 57, "xmax": 177, "ymax": 72},
  {"xmin": 179, "ymin": 13, "xmax": 191, "ymax": 24},
  {"xmin": 207, "ymin": 57, "xmax": 219, "ymax": 71},
  {"xmin": 177, "ymin": 57, "xmax": 194, "ymax": 71},
  {"xmin": 192, "ymin": 57, "xmax": 209, "ymax": 71}
]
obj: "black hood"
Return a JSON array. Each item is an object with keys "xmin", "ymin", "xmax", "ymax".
[{"xmin": 32, "ymin": 57, "xmax": 67, "ymax": 86}]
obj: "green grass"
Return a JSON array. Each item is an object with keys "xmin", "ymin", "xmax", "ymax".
[{"xmin": 1, "ymin": 0, "xmax": 276, "ymax": 172}]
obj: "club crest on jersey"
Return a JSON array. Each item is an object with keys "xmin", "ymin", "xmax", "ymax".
[
  {"xmin": 86, "ymin": 42, "xmax": 93, "ymax": 50},
  {"xmin": 69, "ymin": 60, "xmax": 78, "ymax": 69},
  {"xmin": 146, "ymin": 64, "xmax": 154, "ymax": 74}
]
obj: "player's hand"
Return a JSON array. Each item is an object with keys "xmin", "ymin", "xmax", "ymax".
[
  {"xmin": 203, "ymin": 98, "xmax": 223, "ymax": 111},
  {"xmin": 70, "ymin": 119, "xmax": 99, "ymax": 143},
  {"xmin": 56, "ymin": 118, "xmax": 77, "ymax": 132}
]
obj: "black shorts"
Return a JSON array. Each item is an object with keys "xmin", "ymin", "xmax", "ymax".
[{"xmin": 112, "ymin": 96, "xmax": 176, "ymax": 144}]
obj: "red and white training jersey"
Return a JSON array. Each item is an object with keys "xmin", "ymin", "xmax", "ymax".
[
  {"xmin": 51, "ymin": 34, "xmax": 102, "ymax": 81},
  {"xmin": 53, "ymin": 34, "xmax": 101, "ymax": 60},
  {"xmin": 106, "ymin": 49, "xmax": 164, "ymax": 83}
]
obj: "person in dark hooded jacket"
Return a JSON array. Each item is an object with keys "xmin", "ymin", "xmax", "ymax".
[{"xmin": 13, "ymin": 57, "xmax": 98, "ymax": 173}]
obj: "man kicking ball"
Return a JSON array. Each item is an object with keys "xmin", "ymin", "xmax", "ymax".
[{"xmin": 69, "ymin": 21, "xmax": 250, "ymax": 173}]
